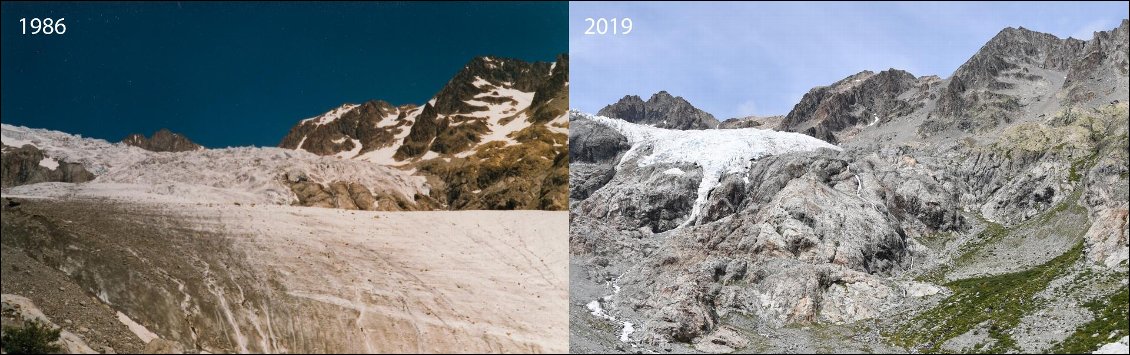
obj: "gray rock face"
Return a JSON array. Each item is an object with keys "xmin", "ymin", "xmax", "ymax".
[
  {"xmin": 570, "ymin": 110, "xmax": 950, "ymax": 344},
  {"xmin": 718, "ymin": 115, "xmax": 783, "ymax": 129},
  {"xmin": 122, "ymin": 129, "xmax": 203, "ymax": 152},
  {"xmin": 568, "ymin": 117, "xmax": 631, "ymax": 201},
  {"xmin": 570, "ymin": 22, "xmax": 1129, "ymax": 353},
  {"xmin": 768, "ymin": 22, "xmax": 1127, "ymax": 142},
  {"xmin": 574, "ymin": 161, "xmax": 702, "ymax": 233},
  {"xmin": 923, "ymin": 22, "xmax": 1129, "ymax": 135},
  {"xmin": 1063, "ymin": 19, "xmax": 1130, "ymax": 105},
  {"xmin": 597, "ymin": 91, "xmax": 720, "ymax": 130},
  {"xmin": 779, "ymin": 69, "xmax": 929, "ymax": 143},
  {"xmin": 571, "ymin": 102, "xmax": 1128, "ymax": 350},
  {"xmin": 1, "ymin": 144, "xmax": 95, "ymax": 188}
]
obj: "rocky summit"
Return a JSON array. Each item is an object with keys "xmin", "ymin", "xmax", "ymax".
[
  {"xmin": 598, "ymin": 91, "xmax": 720, "ymax": 130},
  {"xmin": 718, "ymin": 115, "xmax": 784, "ymax": 130},
  {"xmin": 279, "ymin": 54, "xmax": 569, "ymax": 210},
  {"xmin": 121, "ymin": 129, "xmax": 203, "ymax": 152},
  {"xmin": 570, "ymin": 21, "xmax": 1128, "ymax": 354},
  {"xmin": 778, "ymin": 69, "xmax": 932, "ymax": 144}
]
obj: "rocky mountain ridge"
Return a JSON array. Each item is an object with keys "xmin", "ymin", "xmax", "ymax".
[
  {"xmin": 597, "ymin": 91, "xmax": 720, "ymax": 130},
  {"xmin": 776, "ymin": 20, "xmax": 1129, "ymax": 143},
  {"xmin": 570, "ymin": 20, "xmax": 1129, "ymax": 354},
  {"xmin": 279, "ymin": 54, "xmax": 569, "ymax": 210}
]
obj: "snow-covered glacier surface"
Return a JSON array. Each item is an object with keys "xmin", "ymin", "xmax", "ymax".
[
  {"xmin": 572, "ymin": 110, "xmax": 841, "ymax": 226},
  {"xmin": 1, "ymin": 123, "xmax": 427, "ymax": 205}
]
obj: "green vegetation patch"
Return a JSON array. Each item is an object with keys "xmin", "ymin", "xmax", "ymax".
[
  {"xmin": 888, "ymin": 242, "xmax": 1085, "ymax": 353},
  {"xmin": 892, "ymin": 189, "xmax": 1095, "ymax": 353},
  {"xmin": 1068, "ymin": 151, "xmax": 1100, "ymax": 183},
  {"xmin": 1, "ymin": 320, "xmax": 62, "ymax": 354},
  {"xmin": 1052, "ymin": 285, "xmax": 1130, "ymax": 354},
  {"xmin": 914, "ymin": 224, "xmax": 1006, "ymax": 285}
]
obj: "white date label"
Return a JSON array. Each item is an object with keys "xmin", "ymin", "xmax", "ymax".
[
  {"xmin": 584, "ymin": 17, "xmax": 632, "ymax": 35},
  {"xmin": 20, "ymin": 18, "xmax": 67, "ymax": 35}
]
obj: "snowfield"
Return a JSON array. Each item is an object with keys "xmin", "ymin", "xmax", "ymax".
[
  {"xmin": 572, "ymin": 110, "xmax": 841, "ymax": 225},
  {"xmin": 1, "ymin": 123, "xmax": 427, "ymax": 205}
]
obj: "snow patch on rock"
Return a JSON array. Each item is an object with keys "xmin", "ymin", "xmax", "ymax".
[
  {"xmin": 1094, "ymin": 336, "xmax": 1130, "ymax": 354},
  {"xmin": 335, "ymin": 138, "xmax": 363, "ymax": 159},
  {"xmin": 303, "ymin": 104, "xmax": 359, "ymax": 126},
  {"xmin": 117, "ymin": 311, "xmax": 160, "ymax": 344},
  {"xmin": 663, "ymin": 168, "xmax": 685, "ymax": 176},
  {"xmin": 587, "ymin": 300, "xmax": 614, "ymax": 321},
  {"xmin": 38, "ymin": 156, "xmax": 59, "ymax": 170}
]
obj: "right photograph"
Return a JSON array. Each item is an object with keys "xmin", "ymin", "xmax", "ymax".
[{"xmin": 568, "ymin": 2, "xmax": 1129, "ymax": 354}]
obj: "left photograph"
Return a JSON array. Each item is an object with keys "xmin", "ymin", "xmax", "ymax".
[{"xmin": 1, "ymin": 2, "xmax": 568, "ymax": 353}]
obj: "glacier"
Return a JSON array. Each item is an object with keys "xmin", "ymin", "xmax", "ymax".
[
  {"xmin": 571, "ymin": 110, "xmax": 841, "ymax": 226},
  {"xmin": 1, "ymin": 123, "xmax": 427, "ymax": 205}
]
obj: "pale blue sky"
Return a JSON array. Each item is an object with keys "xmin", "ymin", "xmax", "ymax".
[{"xmin": 570, "ymin": 1, "xmax": 1129, "ymax": 119}]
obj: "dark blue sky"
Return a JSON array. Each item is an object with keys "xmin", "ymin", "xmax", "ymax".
[{"xmin": 2, "ymin": 2, "xmax": 567, "ymax": 147}]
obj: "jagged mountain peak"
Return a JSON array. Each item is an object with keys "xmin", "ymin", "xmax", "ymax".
[
  {"xmin": 598, "ymin": 91, "xmax": 719, "ymax": 130},
  {"xmin": 278, "ymin": 54, "xmax": 569, "ymax": 210},
  {"xmin": 281, "ymin": 55, "xmax": 567, "ymax": 160},
  {"xmin": 768, "ymin": 20, "xmax": 1127, "ymax": 144},
  {"xmin": 426, "ymin": 55, "xmax": 566, "ymax": 120},
  {"xmin": 779, "ymin": 67, "xmax": 926, "ymax": 143},
  {"xmin": 616, "ymin": 94, "xmax": 645, "ymax": 103},
  {"xmin": 921, "ymin": 20, "xmax": 1126, "ymax": 135},
  {"xmin": 122, "ymin": 129, "xmax": 203, "ymax": 152}
]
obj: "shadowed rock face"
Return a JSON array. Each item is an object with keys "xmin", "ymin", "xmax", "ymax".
[
  {"xmin": 779, "ymin": 69, "xmax": 928, "ymax": 144},
  {"xmin": 598, "ymin": 91, "xmax": 719, "ymax": 130},
  {"xmin": 1, "ymin": 144, "xmax": 94, "ymax": 188},
  {"xmin": 122, "ymin": 129, "xmax": 203, "ymax": 152},
  {"xmin": 568, "ymin": 118, "xmax": 632, "ymax": 201}
]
